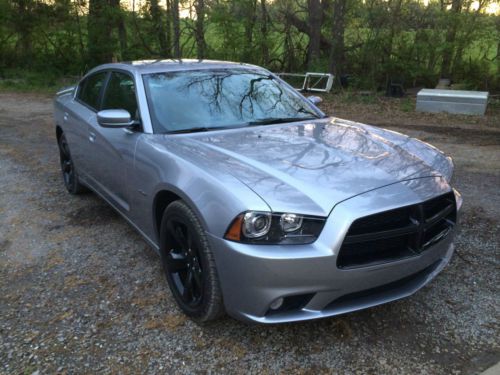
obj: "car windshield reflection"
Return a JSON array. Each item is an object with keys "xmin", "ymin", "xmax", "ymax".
[{"xmin": 142, "ymin": 69, "xmax": 322, "ymax": 134}]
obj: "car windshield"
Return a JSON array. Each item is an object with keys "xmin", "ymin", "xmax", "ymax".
[{"xmin": 142, "ymin": 69, "xmax": 322, "ymax": 133}]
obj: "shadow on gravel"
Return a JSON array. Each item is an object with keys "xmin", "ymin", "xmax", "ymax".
[{"xmin": 65, "ymin": 199, "xmax": 120, "ymax": 227}]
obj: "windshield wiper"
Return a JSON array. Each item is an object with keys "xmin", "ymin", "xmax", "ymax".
[
  {"xmin": 298, "ymin": 106, "xmax": 325, "ymax": 118},
  {"xmin": 166, "ymin": 125, "xmax": 236, "ymax": 134},
  {"xmin": 166, "ymin": 116, "xmax": 321, "ymax": 133},
  {"xmin": 166, "ymin": 127, "xmax": 211, "ymax": 134},
  {"xmin": 248, "ymin": 116, "xmax": 318, "ymax": 126}
]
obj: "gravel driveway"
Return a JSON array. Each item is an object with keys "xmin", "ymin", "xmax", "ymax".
[{"xmin": 1, "ymin": 92, "xmax": 499, "ymax": 374}]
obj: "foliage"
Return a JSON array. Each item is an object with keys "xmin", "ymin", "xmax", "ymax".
[{"xmin": 0, "ymin": 0, "xmax": 498, "ymax": 91}]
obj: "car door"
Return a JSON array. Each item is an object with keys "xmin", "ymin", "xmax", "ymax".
[
  {"xmin": 66, "ymin": 71, "xmax": 108, "ymax": 178},
  {"xmin": 86, "ymin": 70, "xmax": 142, "ymax": 214}
]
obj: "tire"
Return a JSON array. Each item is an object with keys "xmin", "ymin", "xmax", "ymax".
[
  {"xmin": 159, "ymin": 200, "xmax": 224, "ymax": 322},
  {"xmin": 57, "ymin": 133, "xmax": 87, "ymax": 194}
]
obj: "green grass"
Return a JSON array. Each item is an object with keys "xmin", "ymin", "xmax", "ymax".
[
  {"xmin": 0, "ymin": 70, "xmax": 78, "ymax": 94},
  {"xmin": 332, "ymin": 90, "xmax": 380, "ymax": 105},
  {"xmin": 399, "ymin": 97, "xmax": 414, "ymax": 112}
]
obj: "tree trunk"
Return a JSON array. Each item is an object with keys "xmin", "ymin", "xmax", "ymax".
[
  {"xmin": 150, "ymin": 0, "xmax": 168, "ymax": 56},
  {"xmin": 165, "ymin": 0, "xmax": 172, "ymax": 56},
  {"xmin": 284, "ymin": 9, "xmax": 331, "ymax": 52},
  {"xmin": 172, "ymin": 0, "xmax": 181, "ymax": 58},
  {"xmin": 329, "ymin": 0, "xmax": 346, "ymax": 81},
  {"xmin": 284, "ymin": 11, "xmax": 295, "ymax": 72},
  {"xmin": 243, "ymin": 0, "xmax": 258, "ymax": 63},
  {"xmin": 497, "ymin": 18, "xmax": 500, "ymax": 79},
  {"xmin": 260, "ymin": 0, "xmax": 269, "ymax": 65},
  {"xmin": 117, "ymin": 17, "xmax": 128, "ymax": 59},
  {"xmin": 12, "ymin": 0, "xmax": 34, "ymax": 63},
  {"xmin": 110, "ymin": 0, "xmax": 127, "ymax": 60},
  {"xmin": 73, "ymin": 1, "xmax": 86, "ymax": 63},
  {"xmin": 386, "ymin": 0, "xmax": 402, "ymax": 58},
  {"xmin": 307, "ymin": 0, "xmax": 322, "ymax": 69},
  {"xmin": 440, "ymin": 0, "xmax": 462, "ymax": 79},
  {"xmin": 194, "ymin": 0, "xmax": 207, "ymax": 59},
  {"xmin": 88, "ymin": 0, "xmax": 115, "ymax": 65}
]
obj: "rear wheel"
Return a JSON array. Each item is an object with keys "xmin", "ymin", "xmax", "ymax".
[
  {"xmin": 58, "ymin": 133, "xmax": 87, "ymax": 194},
  {"xmin": 160, "ymin": 201, "xmax": 224, "ymax": 322}
]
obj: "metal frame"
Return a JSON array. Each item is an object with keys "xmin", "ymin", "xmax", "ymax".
[{"xmin": 277, "ymin": 72, "xmax": 334, "ymax": 93}]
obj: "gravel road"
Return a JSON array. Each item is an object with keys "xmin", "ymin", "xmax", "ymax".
[{"xmin": 1, "ymin": 92, "xmax": 499, "ymax": 374}]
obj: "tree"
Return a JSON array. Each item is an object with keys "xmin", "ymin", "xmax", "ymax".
[
  {"xmin": 194, "ymin": 0, "xmax": 207, "ymax": 59},
  {"xmin": 242, "ymin": 0, "xmax": 258, "ymax": 62},
  {"xmin": 10, "ymin": 0, "xmax": 36, "ymax": 63},
  {"xmin": 88, "ymin": 0, "xmax": 117, "ymax": 65},
  {"xmin": 329, "ymin": 0, "xmax": 347, "ymax": 80},
  {"xmin": 172, "ymin": 0, "xmax": 181, "ymax": 58},
  {"xmin": 149, "ymin": 0, "xmax": 169, "ymax": 56},
  {"xmin": 440, "ymin": 0, "xmax": 463, "ymax": 79},
  {"xmin": 259, "ymin": 0, "xmax": 270, "ymax": 65},
  {"xmin": 307, "ymin": 0, "xmax": 323, "ymax": 68}
]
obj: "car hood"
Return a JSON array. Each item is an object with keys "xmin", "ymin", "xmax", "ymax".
[{"xmin": 165, "ymin": 117, "xmax": 453, "ymax": 216}]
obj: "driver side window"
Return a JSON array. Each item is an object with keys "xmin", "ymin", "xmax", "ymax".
[
  {"xmin": 102, "ymin": 71, "xmax": 139, "ymax": 120},
  {"xmin": 77, "ymin": 72, "xmax": 107, "ymax": 111}
]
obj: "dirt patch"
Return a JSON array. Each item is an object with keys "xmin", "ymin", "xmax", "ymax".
[{"xmin": 0, "ymin": 91, "xmax": 498, "ymax": 374}]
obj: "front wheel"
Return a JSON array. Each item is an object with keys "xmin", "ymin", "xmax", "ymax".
[{"xmin": 160, "ymin": 201, "xmax": 224, "ymax": 322}]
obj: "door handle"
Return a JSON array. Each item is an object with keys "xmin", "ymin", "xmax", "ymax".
[
  {"xmin": 63, "ymin": 112, "xmax": 69, "ymax": 121},
  {"xmin": 89, "ymin": 131, "xmax": 96, "ymax": 142}
]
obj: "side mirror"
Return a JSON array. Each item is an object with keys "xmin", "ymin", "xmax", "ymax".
[
  {"xmin": 307, "ymin": 96, "xmax": 323, "ymax": 105},
  {"xmin": 97, "ymin": 109, "xmax": 134, "ymax": 127}
]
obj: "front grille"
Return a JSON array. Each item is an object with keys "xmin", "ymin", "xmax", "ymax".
[{"xmin": 337, "ymin": 192, "xmax": 456, "ymax": 269}]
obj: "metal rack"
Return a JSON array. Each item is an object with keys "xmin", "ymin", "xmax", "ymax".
[{"xmin": 276, "ymin": 72, "xmax": 334, "ymax": 93}]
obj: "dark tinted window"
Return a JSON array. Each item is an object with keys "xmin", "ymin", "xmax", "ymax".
[
  {"xmin": 102, "ymin": 72, "xmax": 138, "ymax": 118},
  {"xmin": 77, "ymin": 72, "xmax": 107, "ymax": 110}
]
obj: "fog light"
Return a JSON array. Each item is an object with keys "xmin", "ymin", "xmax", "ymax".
[{"xmin": 269, "ymin": 297, "xmax": 284, "ymax": 310}]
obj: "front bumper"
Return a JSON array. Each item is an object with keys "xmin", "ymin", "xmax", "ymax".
[{"xmin": 208, "ymin": 177, "xmax": 459, "ymax": 323}]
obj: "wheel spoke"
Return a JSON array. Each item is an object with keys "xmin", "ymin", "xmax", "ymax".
[
  {"xmin": 175, "ymin": 226, "xmax": 188, "ymax": 248},
  {"xmin": 60, "ymin": 140, "xmax": 70, "ymax": 159},
  {"xmin": 182, "ymin": 270, "xmax": 194, "ymax": 299},
  {"xmin": 167, "ymin": 221, "xmax": 189, "ymax": 249},
  {"xmin": 186, "ymin": 231, "xmax": 193, "ymax": 250},
  {"xmin": 192, "ymin": 266, "xmax": 202, "ymax": 288},
  {"xmin": 167, "ymin": 250, "xmax": 188, "ymax": 272}
]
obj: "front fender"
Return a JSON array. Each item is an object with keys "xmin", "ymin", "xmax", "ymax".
[{"xmin": 132, "ymin": 135, "xmax": 270, "ymax": 243}]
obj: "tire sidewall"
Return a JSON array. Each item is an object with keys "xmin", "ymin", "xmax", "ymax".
[{"xmin": 159, "ymin": 201, "xmax": 223, "ymax": 322}]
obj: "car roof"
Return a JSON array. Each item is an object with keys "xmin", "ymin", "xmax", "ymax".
[{"xmin": 87, "ymin": 59, "xmax": 265, "ymax": 76}]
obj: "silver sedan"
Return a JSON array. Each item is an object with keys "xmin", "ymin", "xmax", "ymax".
[{"xmin": 53, "ymin": 60, "xmax": 462, "ymax": 323}]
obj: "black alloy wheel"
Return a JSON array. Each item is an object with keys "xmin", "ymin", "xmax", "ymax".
[
  {"xmin": 160, "ymin": 201, "xmax": 224, "ymax": 322},
  {"xmin": 165, "ymin": 217, "xmax": 204, "ymax": 307}
]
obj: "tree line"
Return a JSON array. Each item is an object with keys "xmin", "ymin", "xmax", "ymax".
[{"xmin": 0, "ymin": 0, "xmax": 499, "ymax": 91}]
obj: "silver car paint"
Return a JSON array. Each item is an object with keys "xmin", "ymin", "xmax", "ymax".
[
  {"xmin": 54, "ymin": 60, "xmax": 458, "ymax": 323},
  {"xmin": 208, "ymin": 176, "xmax": 454, "ymax": 322}
]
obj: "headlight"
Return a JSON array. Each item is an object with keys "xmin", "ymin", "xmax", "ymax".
[
  {"xmin": 224, "ymin": 211, "xmax": 326, "ymax": 244},
  {"xmin": 242, "ymin": 212, "xmax": 272, "ymax": 238},
  {"xmin": 280, "ymin": 213, "xmax": 303, "ymax": 232}
]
